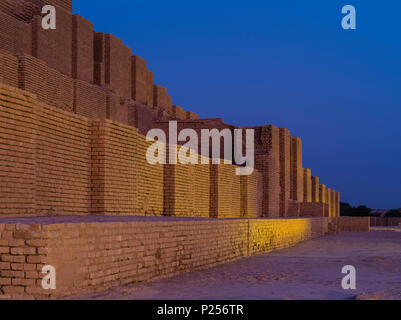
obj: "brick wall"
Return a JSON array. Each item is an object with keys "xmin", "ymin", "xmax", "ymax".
[
  {"xmin": 319, "ymin": 184, "xmax": 326, "ymax": 204},
  {"xmin": 0, "ymin": 216, "xmax": 330, "ymax": 299},
  {"xmin": 279, "ymin": 128, "xmax": 291, "ymax": 217},
  {"xmin": 90, "ymin": 120, "xmax": 164, "ymax": 216},
  {"xmin": 210, "ymin": 163, "xmax": 241, "ymax": 218},
  {"xmin": 0, "ymin": 85, "xmax": 37, "ymax": 215},
  {"xmin": 129, "ymin": 102, "xmax": 157, "ymax": 135},
  {"xmin": 0, "ymin": 83, "xmax": 90, "ymax": 216},
  {"xmin": 94, "ymin": 33, "xmax": 132, "ymax": 99},
  {"xmin": 290, "ymin": 136, "xmax": 303, "ymax": 201},
  {"xmin": 47, "ymin": 0, "xmax": 73, "ymax": 12},
  {"xmin": 32, "ymin": 5, "xmax": 72, "ymax": 77},
  {"xmin": 311, "ymin": 176, "xmax": 319, "ymax": 203},
  {"xmin": 186, "ymin": 111, "xmax": 199, "ymax": 120},
  {"xmin": 172, "ymin": 105, "xmax": 186, "ymax": 120},
  {"xmin": 303, "ymin": 168, "xmax": 312, "ymax": 203},
  {"xmin": 0, "ymin": 50, "xmax": 18, "ymax": 88},
  {"xmin": 333, "ymin": 217, "xmax": 370, "ymax": 232},
  {"xmin": 0, "ymin": 11, "xmax": 31, "ymax": 56},
  {"xmin": 153, "ymin": 85, "xmax": 172, "ymax": 113},
  {"xmin": 18, "ymin": 54, "xmax": 74, "ymax": 112},
  {"xmin": 240, "ymin": 169, "xmax": 263, "ymax": 218},
  {"xmin": 164, "ymin": 151, "xmax": 210, "ymax": 218},
  {"xmin": 336, "ymin": 191, "xmax": 340, "ymax": 217},
  {"xmin": 72, "ymin": 14, "xmax": 93, "ymax": 83},
  {"xmin": 300, "ymin": 202, "xmax": 327, "ymax": 217},
  {"xmin": 73, "ymin": 80, "xmax": 107, "ymax": 120},
  {"xmin": 370, "ymin": 217, "xmax": 401, "ymax": 227},
  {"xmin": 0, "ymin": 0, "xmax": 40, "ymax": 22},
  {"xmin": 253, "ymin": 125, "xmax": 281, "ymax": 218},
  {"xmin": 132, "ymin": 56, "xmax": 154, "ymax": 107},
  {"xmin": 106, "ymin": 93, "xmax": 129, "ymax": 125},
  {"xmin": 34, "ymin": 101, "xmax": 91, "ymax": 216},
  {"xmin": 287, "ymin": 200, "xmax": 300, "ymax": 217}
]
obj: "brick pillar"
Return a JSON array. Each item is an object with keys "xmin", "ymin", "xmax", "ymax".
[
  {"xmin": 311, "ymin": 176, "xmax": 320, "ymax": 202},
  {"xmin": 303, "ymin": 168, "xmax": 312, "ymax": 203},
  {"xmin": 279, "ymin": 128, "xmax": 291, "ymax": 217},
  {"xmin": 254, "ymin": 125, "xmax": 280, "ymax": 217},
  {"xmin": 72, "ymin": 14, "xmax": 94, "ymax": 83},
  {"xmin": 290, "ymin": 136, "xmax": 303, "ymax": 202},
  {"xmin": 336, "ymin": 191, "xmax": 341, "ymax": 217},
  {"xmin": 326, "ymin": 188, "xmax": 331, "ymax": 217}
]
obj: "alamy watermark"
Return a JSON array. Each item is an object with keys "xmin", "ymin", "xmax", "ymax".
[
  {"xmin": 342, "ymin": 5, "xmax": 356, "ymax": 30},
  {"xmin": 341, "ymin": 265, "xmax": 357, "ymax": 290},
  {"xmin": 146, "ymin": 121, "xmax": 255, "ymax": 176}
]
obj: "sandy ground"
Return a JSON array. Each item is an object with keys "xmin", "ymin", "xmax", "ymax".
[{"xmin": 67, "ymin": 230, "xmax": 401, "ymax": 300}]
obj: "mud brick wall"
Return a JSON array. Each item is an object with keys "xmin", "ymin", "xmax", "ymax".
[
  {"xmin": 73, "ymin": 80, "xmax": 107, "ymax": 120},
  {"xmin": 255, "ymin": 153, "xmax": 280, "ymax": 218},
  {"xmin": 210, "ymin": 163, "xmax": 241, "ymax": 218},
  {"xmin": 311, "ymin": 176, "xmax": 319, "ymax": 203},
  {"xmin": 145, "ymin": 70, "xmax": 154, "ymax": 108},
  {"xmin": 0, "ymin": 217, "xmax": 329, "ymax": 299},
  {"xmin": 319, "ymin": 184, "xmax": 326, "ymax": 204},
  {"xmin": 18, "ymin": 54, "xmax": 74, "ymax": 112},
  {"xmin": 252, "ymin": 125, "xmax": 281, "ymax": 218},
  {"xmin": 47, "ymin": 0, "xmax": 73, "ymax": 12},
  {"xmin": 0, "ymin": 11, "xmax": 31, "ymax": 55},
  {"xmin": 300, "ymin": 203, "xmax": 327, "ymax": 217},
  {"xmin": 164, "ymin": 151, "xmax": 210, "ymax": 217},
  {"xmin": 106, "ymin": 93, "xmax": 129, "ymax": 125},
  {"xmin": 32, "ymin": 6, "xmax": 72, "ymax": 77},
  {"xmin": 326, "ymin": 188, "xmax": 331, "ymax": 216},
  {"xmin": 0, "ymin": 85, "xmax": 37, "ymax": 215},
  {"xmin": 34, "ymin": 101, "xmax": 91, "ymax": 216},
  {"xmin": 370, "ymin": 217, "xmax": 401, "ymax": 227},
  {"xmin": 72, "ymin": 14, "xmax": 93, "ymax": 83},
  {"xmin": 248, "ymin": 218, "xmax": 329, "ymax": 254},
  {"xmin": 240, "ymin": 169, "xmax": 262, "ymax": 218},
  {"xmin": 327, "ymin": 188, "xmax": 331, "ymax": 216},
  {"xmin": 0, "ymin": 50, "xmax": 19, "ymax": 88},
  {"xmin": 129, "ymin": 102, "xmax": 157, "ymax": 136},
  {"xmin": 94, "ymin": 33, "xmax": 132, "ymax": 99},
  {"xmin": 186, "ymin": 111, "xmax": 199, "ymax": 120},
  {"xmin": 333, "ymin": 217, "xmax": 370, "ymax": 232},
  {"xmin": 90, "ymin": 120, "xmax": 164, "ymax": 216},
  {"xmin": 132, "ymin": 56, "xmax": 154, "ymax": 106},
  {"xmin": 279, "ymin": 128, "xmax": 291, "ymax": 217},
  {"xmin": 93, "ymin": 32, "xmax": 106, "ymax": 86},
  {"xmin": 290, "ymin": 136, "xmax": 303, "ymax": 202},
  {"xmin": 303, "ymin": 168, "xmax": 312, "ymax": 203},
  {"xmin": 336, "ymin": 191, "xmax": 340, "ymax": 217},
  {"xmin": 153, "ymin": 85, "xmax": 172, "ymax": 113},
  {"xmin": 105, "ymin": 34, "xmax": 132, "ymax": 99},
  {"xmin": 172, "ymin": 105, "xmax": 187, "ymax": 120},
  {"xmin": 0, "ymin": 84, "xmax": 90, "ymax": 216},
  {"xmin": 0, "ymin": 0, "xmax": 40, "ymax": 22},
  {"xmin": 287, "ymin": 200, "xmax": 300, "ymax": 217},
  {"xmin": 192, "ymin": 155, "xmax": 211, "ymax": 218}
]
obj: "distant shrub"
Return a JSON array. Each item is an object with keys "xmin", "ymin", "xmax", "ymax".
[
  {"xmin": 385, "ymin": 210, "xmax": 401, "ymax": 218},
  {"xmin": 340, "ymin": 202, "xmax": 372, "ymax": 217}
]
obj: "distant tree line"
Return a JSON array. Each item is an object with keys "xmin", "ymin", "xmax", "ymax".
[{"xmin": 340, "ymin": 203, "xmax": 401, "ymax": 218}]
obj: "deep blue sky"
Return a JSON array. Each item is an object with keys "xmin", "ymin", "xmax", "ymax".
[{"xmin": 74, "ymin": 0, "xmax": 401, "ymax": 209}]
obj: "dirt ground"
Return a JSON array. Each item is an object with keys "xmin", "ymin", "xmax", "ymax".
[{"xmin": 67, "ymin": 229, "xmax": 401, "ymax": 300}]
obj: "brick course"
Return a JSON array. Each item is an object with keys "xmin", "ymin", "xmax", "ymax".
[{"xmin": 0, "ymin": 216, "xmax": 330, "ymax": 299}]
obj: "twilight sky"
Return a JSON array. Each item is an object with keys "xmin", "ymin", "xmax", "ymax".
[{"xmin": 74, "ymin": 0, "xmax": 401, "ymax": 209}]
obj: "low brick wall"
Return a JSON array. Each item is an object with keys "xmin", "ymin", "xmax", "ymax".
[
  {"xmin": 333, "ymin": 217, "xmax": 370, "ymax": 232},
  {"xmin": 370, "ymin": 217, "xmax": 401, "ymax": 227},
  {"xmin": 0, "ymin": 216, "xmax": 329, "ymax": 299}
]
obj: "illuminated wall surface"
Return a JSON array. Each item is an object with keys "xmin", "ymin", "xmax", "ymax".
[{"xmin": 0, "ymin": 0, "xmax": 369, "ymax": 299}]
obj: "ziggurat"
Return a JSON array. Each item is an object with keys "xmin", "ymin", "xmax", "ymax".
[{"xmin": 0, "ymin": 0, "xmax": 345, "ymax": 299}]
